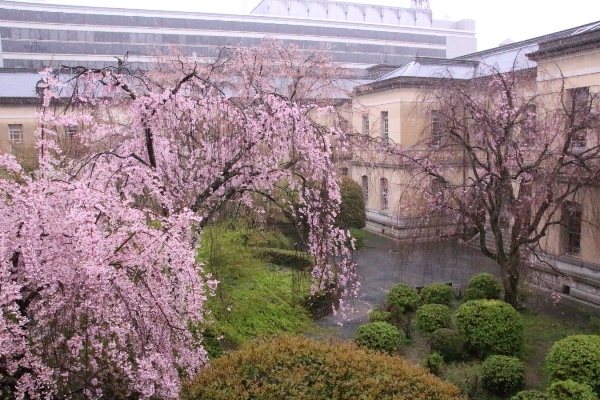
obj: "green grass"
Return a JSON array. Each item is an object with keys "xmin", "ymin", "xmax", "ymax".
[{"xmin": 197, "ymin": 225, "xmax": 313, "ymax": 357}]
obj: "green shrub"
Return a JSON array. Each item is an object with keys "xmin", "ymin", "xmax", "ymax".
[
  {"xmin": 547, "ymin": 380, "xmax": 596, "ymax": 400},
  {"xmin": 416, "ymin": 304, "xmax": 451, "ymax": 333},
  {"xmin": 337, "ymin": 176, "xmax": 366, "ymax": 230},
  {"xmin": 354, "ymin": 322, "xmax": 402, "ymax": 355},
  {"xmin": 455, "ymin": 300, "xmax": 524, "ymax": 357},
  {"xmin": 420, "ymin": 283, "xmax": 454, "ymax": 306},
  {"xmin": 368, "ymin": 308, "xmax": 391, "ymax": 323},
  {"xmin": 465, "ymin": 273, "xmax": 501, "ymax": 300},
  {"xmin": 182, "ymin": 336, "xmax": 464, "ymax": 400},
  {"xmin": 545, "ymin": 335, "xmax": 600, "ymax": 395},
  {"xmin": 429, "ymin": 328, "xmax": 466, "ymax": 362},
  {"xmin": 423, "ymin": 352, "xmax": 444, "ymax": 376},
  {"xmin": 441, "ymin": 362, "xmax": 481, "ymax": 399},
  {"xmin": 481, "ymin": 355, "xmax": 524, "ymax": 395},
  {"xmin": 388, "ymin": 283, "xmax": 420, "ymax": 315},
  {"xmin": 511, "ymin": 390, "xmax": 549, "ymax": 400}
]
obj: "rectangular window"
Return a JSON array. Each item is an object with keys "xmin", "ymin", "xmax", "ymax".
[
  {"xmin": 65, "ymin": 125, "xmax": 78, "ymax": 137},
  {"xmin": 568, "ymin": 87, "xmax": 590, "ymax": 151},
  {"xmin": 431, "ymin": 111, "xmax": 443, "ymax": 147},
  {"xmin": 522, "ymin": 104, "xmax": 536, "ymax": 147},
  {"xmin": 362, "ymin": 115, "xmax": 369, "ymax": 135},
  {"xmin": 381, "ymin": 111, "xmax": 388, "ymax": 140},
  {"xmin": 562, "ymin": 201, "xmax": 582, "ymax": 254},
  {"xmin": 569, "ymin": 87, "xmax": 590, "ymax": 117},
  {"xmin": 8, "ymin": 124, "xmax": 24, "ymax": 144},
  {"xmin": 380, "ymin": 178, "xmax": 389, "ymax": 211},
  {"xmin": 361, "ymin": 175, "xmax": 369, "ymax": 205}
]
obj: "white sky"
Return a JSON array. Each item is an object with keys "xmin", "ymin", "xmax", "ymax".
[{"xmin": 13, "ymin": 0, "xmax": 600, "ymax": 52}]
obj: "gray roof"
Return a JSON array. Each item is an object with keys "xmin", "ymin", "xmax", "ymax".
[
  {"xmin": 371, "ymin": 20, "xmax": 600, "ymax": 85},
  {"xmin": 0, "ymin": 72, "xmax": 41, "ymax": 98}
]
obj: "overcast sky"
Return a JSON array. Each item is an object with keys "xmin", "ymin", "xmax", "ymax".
[{"xmin": 14, "ymin": 0, "xmax": 600, "ymax": 51}]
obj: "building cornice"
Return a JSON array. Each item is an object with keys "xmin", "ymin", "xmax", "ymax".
[{"xmin": 527, "ymin": 29, "xmax": 600, "ymax": 61}]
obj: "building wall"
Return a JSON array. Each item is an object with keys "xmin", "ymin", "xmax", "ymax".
[
  {"xmin": 0, "ymin": 103, "xmax": 38, "ymax": 151},
  {"xmin": 0, "ymin": 0, "xmax": 475, "ymax": 70}
]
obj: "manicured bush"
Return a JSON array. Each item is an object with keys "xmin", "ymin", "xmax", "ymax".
[
  {"xmin": 337, "ymin": 176, "xmax": 366, "ymax": 229},
  {"xmin": 416, "ymin": 304, "xmax": 451, "ymax": 333},
  {"xmin": 545, "ymin": 335, "xmax": 600, "ymax": 395},
  {"xmin": 511, "ymin": 390, "xmax": 549, "ymax": 400},
  {"xmin": 455, "ymin": 300, "xmax": 524, "ymax": 357},
  {"xmin": 464, "ymin": 273, "xmax": 501, "ymax": 300},
  {"xmin": 420, "ymin": 283, "xmax": 454, "ymax": 306},
  {"xmin": 423, "ymin": 352, "xmax": 444, "ymax": 375},
  {"xmin": 368, "ymin": 308, "xmax": 391, "ymax": 323},
  {"xmin": 354, "ymin": 322, "xmax": 402, "ymax": 355},
  {"xmin": 547, "ymin": 380, "xmax": 596, "ymax": 400},
  {"xmin": 429, "ymin": 328, "xmax": 466, "ymax": 362},
  {"xmin": 182, "ymin": 336, "xmax": 464, "ymax": 400},
  {"xmin": 388, "ymin": 283, "xmax": 420, "ymax": 315},
  {"xmin": 481, "ymin": 355, "xmax": 524, "ymax": 395}
]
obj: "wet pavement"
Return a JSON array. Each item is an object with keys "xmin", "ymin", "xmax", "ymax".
[{"xmin": 317, "ymin": 233, "xmax": 500, "ymax": 339}]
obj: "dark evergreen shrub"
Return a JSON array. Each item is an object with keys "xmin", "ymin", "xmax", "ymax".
[
  {"xmin": 464, "ymin": 273, "xmax": 501, "ymax": 300},
  {"xmin": 455, "ymin": 300, "xmax": 524, "ymax": 357},
  {"xmin": 354, "ymin": 322, "xmax": 402, "ymax": 355},
  {"xmin": 545, "ymin": 335, "xmax": 600, "ymax": 395},
  {"xmin": 337, "ymin": 176, "xmax": 366, "ymax": 229},
  {"xmin": 416, "ymin": 304, "xmax": 451, "ymax": 333},
  {"xmin": 429, "ymin": 328, "xmax": 466, "ymax": 361},
  {"xmin": 387, "ymin": 283, "xmax": 419, "ymax": 315},
  {"xmin": 420, "ymin": 283, "xmax": 453, "ymax": 306},
  {"xmin": 481, "ymin": 355, "xmax": 524, "ymax": 395},
  {"xmin": 511, "ymin": 390, "xmax": 549, "ymax": 400},
  {"xmin": 182, "ymin": 336, "xmax": 464, "ymax": 400},
  {"xmin": 547, "ymin": 380, "xmax": 596, "ymax": 400},
  {"xmin": 256, "ymin": 247, "xmax": 314, "ymax": 269}
]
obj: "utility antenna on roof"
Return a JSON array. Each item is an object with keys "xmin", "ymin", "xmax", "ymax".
[{"xmin": 411, "ymin": 0, "xmax": 430, "ymax": 10}]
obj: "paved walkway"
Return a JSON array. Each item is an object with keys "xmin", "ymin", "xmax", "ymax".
[{"xmin": 318, "ymin": 232, "xmax": 500, "ymax": 339}]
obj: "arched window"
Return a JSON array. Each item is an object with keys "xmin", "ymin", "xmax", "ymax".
[
  {"xmin": 380, "ymin": 178, "xmax": 389, "ymax": 211},
  {"xmin": 361, "ymin": 175, "xmax": 369, "ymax": 205}
]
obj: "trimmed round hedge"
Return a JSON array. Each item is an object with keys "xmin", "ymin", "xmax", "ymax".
[
  {"xmin": 429, "ymin": 328, "xmax": 466, "ymax": 361},
  {"xmin": 464, "ymin": 273, "xmax": 501, "ymax": 300},
  {"xmin": 368, "ymin": 309, "xmax": 392, "ymax": 323},
  {"xmin": 547, "ymin": 380, "xmax": 596, "ymax": 400},
  {"xmin": 416, "ymin": 304, "xmax": 451, "ymax": 333},
  {"xmin": 182, "ymin": 336, "xmax": 464, "ymax": 400},
  {"xmin": 511, "ymin": 390, "xmax": 549, "ymax": 400},
  {"xmin": 420, "ymin": 283, "xmax": 453, "ymax": 306},
  {"xmin": 545, "ymin": 335, "xmax": 600, "ymax": 395},
  {"xmin": 388, "ymin": 283, "xmax": 419, "ymax": 315},
  {"xmin": 455, "ymin": 300, "xmax": 524, "ymax": 357},
  {"xmin": 481, "ymin": 355, "xmax": 524, "ymax": 395},
  {"xmin": 354, "ymin": 322, "xmax": 402, "ymax": 355}
]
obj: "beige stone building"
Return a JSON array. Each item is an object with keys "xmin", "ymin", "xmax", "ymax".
[{"xmin": 349, "ymin": 22, "xmax": 600, "ymax": 307}]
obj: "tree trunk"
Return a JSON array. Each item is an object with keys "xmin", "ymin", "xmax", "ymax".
[{"xmin": 500, "ymin": 257, "xmax": 521, "ymax": 308}]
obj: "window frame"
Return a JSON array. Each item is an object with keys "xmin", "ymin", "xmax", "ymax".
[
  {"xmin": 8, "ymin": 124, "xmax": 24, "ymax": 144},
  {"xmin": 380, "ymin": 111, "xmax": 389, "ymax": 141}
]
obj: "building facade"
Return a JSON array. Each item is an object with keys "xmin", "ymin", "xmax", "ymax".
[
  {"xmin": 0, "ymin": 0, "xmax": 476, "ymax": 70},
  {"xmin": 349, "ymin": 22, "xmax": 600, "ymax": 308}
]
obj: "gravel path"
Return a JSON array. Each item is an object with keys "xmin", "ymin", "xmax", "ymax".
[{"xmin": 317, "ymin": 232, "xmax": 499, "ymax": 339}]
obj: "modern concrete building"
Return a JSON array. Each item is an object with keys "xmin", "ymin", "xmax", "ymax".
[{"xmin": 0, "ymin": 0, "xmax": 476, "ymax": 70}]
